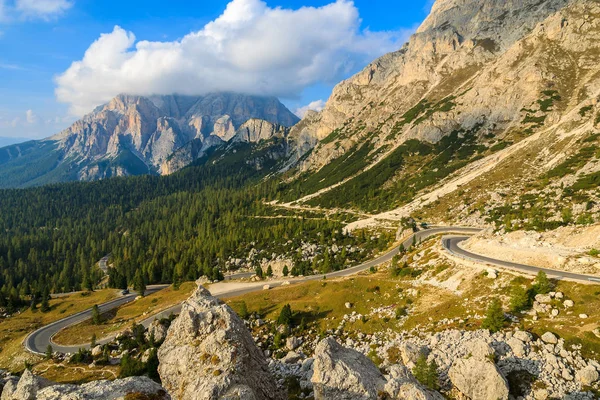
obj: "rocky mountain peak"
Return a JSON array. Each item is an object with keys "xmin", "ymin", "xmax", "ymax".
[{"xmin": 0, "ymin": 92, "xmax": 300, "ymax": 187}]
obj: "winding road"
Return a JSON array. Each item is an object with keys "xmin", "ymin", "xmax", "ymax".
[{"xmin": 25, "ymin": 226, "xmax": 600, "ymax": 355}]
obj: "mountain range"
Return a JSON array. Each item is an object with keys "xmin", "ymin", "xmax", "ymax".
[
  {"xmin": 0, "ymin": 93, "xmax": 298, "ymax": 188},
  {"xmin": 2, "ymin": 0, "xmax": 600, "ymax": 233}
]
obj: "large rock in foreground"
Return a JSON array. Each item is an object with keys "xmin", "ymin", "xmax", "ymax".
[
  {"xmin": 36, "ymin": 376, "xmax": 168, "ymax": 400},
  {"xmin": 158, "ymin": 285, "xmax": 284, "ymax": 400},
  {"xmin": 448, "ymin": 357, "xmax": 509, "ymax": 400},
  {"xmin": 312, "ymin": 337, "xmax": 386, "ymax": 400},
  {"xmin": 0, "ymin": 371, "xmax": 166, "ymax": 400},
  {"xmin": 1, "ymin": 369, "xmax": 54, "ymax": 400}
]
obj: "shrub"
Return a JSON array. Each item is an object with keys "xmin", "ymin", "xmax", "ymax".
[
  {"xmin": 277, "ymin": 304, "xmax": 293, "ymax": 327},
  {"xmin": 533, "ymin": 271, "xmax": 551, "ymax": 295},
  {"xmin": 510, "ymin": 286, "xmax": 531, "ymax": 313},
  {"xmin": 482, "ymin": 298, "xmax": 506, "ymax": 333},
  {"xmin": 413, "ymin": 354, "xmax": 439, "ymax": 390}
]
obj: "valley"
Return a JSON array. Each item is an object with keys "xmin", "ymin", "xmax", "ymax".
[{"xmin": 1, "ymin": 0, "xmax": 600, "ymax": 399}]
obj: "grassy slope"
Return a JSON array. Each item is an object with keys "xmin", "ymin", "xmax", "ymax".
[
  {"xmin": 53, "ymin": 282, "xmax": 196, "ymax": 346},
  {"xmin": 0, "ymin": 289, "xmax": 118, "ymax": 372},
  {"xmin": 228, "ymin": 237, "xmax": 600, "ymax": 359}
]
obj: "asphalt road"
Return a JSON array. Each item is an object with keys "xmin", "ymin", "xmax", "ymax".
[
  {"xmin": 20, "ymin": 226, "xmax": 505, "ymax": 355},
  {"xmin": 444, "ymin": 235, "xmax": 600, "ymax": 283}
]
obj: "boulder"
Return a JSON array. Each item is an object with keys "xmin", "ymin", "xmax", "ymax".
[
  {"xmin": 384, "ymin": 366, "xmax": 443, "ymax": 400},
  {"xmin": 541, "ymin": 332, "xmax": 558, "ymax": 344},
  {"xmin": 91, "ymin": 345, "xmax": 103, "ymax": 358},
  {"xmin": 312, "ymin": 337, "xmax": 386, "ymax": 400},
  {"xmin": 513, "ymin": 330, "xmax": 533, "ymax": 343},
  {"xmin": 398, "ymin": 342, "xmax": 429, "ymax": 368},
  {"xmin": 563, "ymin": 300, "xmax": 574, "ymax": 308},
  {"xmin": 535, "ymin": 294, "xmax": 552, "ymax": 304},
  {"xmin": 282, "ymin": 351, "xmax": 303, "ymax": 364},
  {"xmin": 463, "ymin": 338, "xmax": 494, "ymax": 359},
  {"xmin": 35, "ymin": 376, "xmax": 168, "ymax": 400},
  {"xmin": 384, "ymin": 378, "xmax": 444, "ymax": 400},
  {"xmin": 157, "ymin": 285, "xmax": 284, "ymax": 400},
  {"xmin": 145, "ymin": 319, "xmax": 169, "ymax": 344},
  {"xmin": 506, "ymin": 337, "xmax": 526, "ymax": 358},
  {"xmin": 1, "ymin": 369, "xmax": 55, "ymax": 400},
  {"xmin": 576, "ymin": 366, "xmax": 599, "ymax": 386},
  {"xmin": 448, "ymin": 358, "xmax": 509, "ymax": 400},
  {"xmin": 286, "ymin": 336, "xmax": 302, "ymax": 351}
]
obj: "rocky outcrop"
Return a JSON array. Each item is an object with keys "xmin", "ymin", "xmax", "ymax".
[
  {"xmin": 312, "ymin": 337, "xmax": 386, "ymax": 399},
  {"xmin": 287, "ymin": 0, "xmax": 576, "ymax": 171},
  {"xmin": 157, "ymin": 285, "xmax": 284, "ymax": 400},
  {"xmin": 232, "ymin": 119, "xmax": 290, "ymax": 144},
  {"xmin": 36, "ymin": 377, "xmax": 168, "ymax": 400},
  {"xmin": 1, "ymin": 370, "xmax": 54, "ymax": 400},
  {"xmin": 0, "ymin": 371, "xmax": 167, "ymax": 400},
  {"xmin": 145, "ymin": 319, "xmax": 170, "ymax": 344}
]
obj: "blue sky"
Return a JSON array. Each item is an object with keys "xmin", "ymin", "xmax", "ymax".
[{"xmin": 0, "ymin": 0, "xmax": 432, "ymax": 140}]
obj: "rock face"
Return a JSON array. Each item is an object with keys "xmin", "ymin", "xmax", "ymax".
[
  {"xmin": 287, "ymin": 0, "xmax": 574, "ymax": 168},
  {"xmin": 157, "ymin": 285, "xmax": 284, "ymax": 400},
  {"xmin": 0, "ymin": 93, "xmax": 299, "ymax": 188},
  {"xmin": 312, "ymin": 337, "xmax": 386, "ymax": 400},
  {"xmin": 232, "ymin": 119, "xmax": 290, "ymax": 144}
]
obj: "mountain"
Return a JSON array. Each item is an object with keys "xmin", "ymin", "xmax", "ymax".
[
  {"xmin": 282, "ymin": 0, "xmax": 600, "ymax": 231},
  {"xmin": 0, "ymin": 93, "xmax": 299, "ymax": 188}
]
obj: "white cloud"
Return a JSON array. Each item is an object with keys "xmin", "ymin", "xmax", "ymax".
[
  {"xmin": 15, "ymin": 0, "xmax": 73, "ymax": 19},
  {"xmin": 295, "ymin": 99, "xmax": 326, "ymax": 118},
  {"xmin": 0, "ymin": 0, "xmax": 6, "ymax": 22},
  {"xmin": 56, "ymin": 0, "xmax": 411, "ymax": 117},
  {"xmin": 25, "ymin": 109, "xmax": 37, "ymax": 124}
]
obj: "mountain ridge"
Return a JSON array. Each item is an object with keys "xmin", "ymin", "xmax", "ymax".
[{"xmin": 0, "ymin": 93, "xmax": 299, "ymax": 188}]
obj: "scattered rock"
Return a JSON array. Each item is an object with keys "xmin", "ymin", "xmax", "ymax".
[
  {"xmin": 345, "ymin": 302, "xmax": 353, "ymax": 309},
  {"xmin": 286, "ymin": 336, "xmax": 301, "ymax": 351},
  {"xmin": 513, "ymin": 330, "xmax": 533, "ymax": 343},
  {"xmin": 262, "ymin": 285, "xmax": 271, "ymax": 290},
  {"xmin": 535, "ymin": 294, "xmax": 552, "ymax": 304},
  {"xmin": 576, "ymin": 366, "xmax": 599, "ymax": 386},
  {"xmin": 36, "ymin": 377, "xmax": 168, "ymax": 400},
  {"xmin": 312, "ymin": 337, "xmax": 385, "ymax": 400},
  {"xmin": 541, "ymin": 332, "xmax": 558, "ymax": 344},
  {"xmin": 157, "ymin": 285, "xmax": 284, "ymax": 400},
  {"xmin": 506, "ymin": 337, "xmax": 526, "ymax": 358},
  {"xmin": 282, "ymin": 351, "xmax": 303, "ymax": 364},
  {"xmin": 579, "ymin": 314, "xmax": 588, "ymax": 319},
  {"xmin": 563, "ymin": 300, "xmax": 574, "ymax": 308}
]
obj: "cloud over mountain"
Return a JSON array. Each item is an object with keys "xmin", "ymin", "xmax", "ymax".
[{"xmin": 55, "ymin": 0, "xmax": 410, "ymax": 116}]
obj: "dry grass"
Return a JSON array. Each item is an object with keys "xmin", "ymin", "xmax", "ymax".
[
  {"xmin": 53, "ymin": 282, "xmax": 196, "ymax": 346},
  {"xmin": 0, "ymin": 289, "xmax": 119, "ymax": 373},
  {"xmin": 33, "ymin": 360, "xmax": 119, "ymax": 384},
  {"xmin": 228, "ymin": 240, "xmax": 600, "ymax": 358}
]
